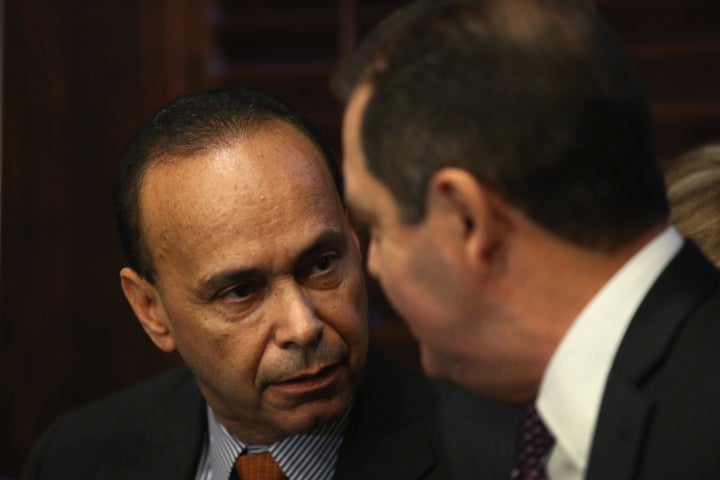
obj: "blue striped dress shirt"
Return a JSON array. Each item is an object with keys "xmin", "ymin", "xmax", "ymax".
[{"xmin": 195, "ymin": 400, "xmax": 352, "ymax": 480}]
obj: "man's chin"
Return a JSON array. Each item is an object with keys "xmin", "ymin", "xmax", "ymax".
[{"xmin": 272, "ymin": 392, "xmax": 353, "ymax": 436}]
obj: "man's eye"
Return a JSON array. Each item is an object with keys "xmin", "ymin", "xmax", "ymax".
[
  {"xmin": 225, "ymin": 284, "xmax": 259, "ymax": 300},
  {"xmin": 315, "ymin": 255, "xmax": 336, "ymax": 271}
]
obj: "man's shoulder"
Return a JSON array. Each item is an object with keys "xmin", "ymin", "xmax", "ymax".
[
  {"xmin": 589, "ymin": 242, "xmax": 720, "ymax": 478},
  {"xmin": 337, "ymin": 346, "xmax": 518, "ymax": 479},
  {"xmin": 429, "ymin": 378, "xmax": 519, "ymax": 478},
  {"xmin": 23, "ymin": 367, "xmax": 205, "ymax": 479},
  {"xmin": 430, "ymin": 377, "xmax": 520, "ymax": 435},
  {"xmin": 55, "ymin": 367, "xmax": 199, "ymax": 428},
  {"xmin": 618, "ymin": 240, "xmax": 720, "ymax": 378},
  {"xmin": 362, "ymin": 345, "xmax": 518, "ymax": 423}
]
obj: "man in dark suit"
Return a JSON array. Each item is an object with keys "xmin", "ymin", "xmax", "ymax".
[
  {"xmin": 23, "ymin": 87, "xmax": 517, "ymax": 479},
  {"xmin": 334, "ymin": 0, "xmax": 720, "ymax": 478}
]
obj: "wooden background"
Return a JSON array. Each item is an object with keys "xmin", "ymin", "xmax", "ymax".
[{"xmin": 2, "ymin": 0, "xmax": 719, "ymax": 476}]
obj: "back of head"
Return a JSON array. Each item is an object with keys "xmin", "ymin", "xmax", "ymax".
[
  {"xmin": 115, "ymin": 87, "xmax": 342, "ymax": 282},
  {"xmin": 666, "ymin": 143, "xmax": 720, "ymax": 267},
  {"xmin": 334, "ymin": 0, "xmax": 669, "ymax": 251}
]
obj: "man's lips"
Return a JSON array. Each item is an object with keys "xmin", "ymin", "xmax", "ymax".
[{"xmin": 266, "ymin": 362, "xmax": 343, "ymax": 395}]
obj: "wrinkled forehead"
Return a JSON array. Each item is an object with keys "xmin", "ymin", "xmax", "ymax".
[{"xmin": 138, "ymin": 121, "xmax": 346, "ymax": 265}]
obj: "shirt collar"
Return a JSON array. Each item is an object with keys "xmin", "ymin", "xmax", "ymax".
[
  {"xmin": 202, "ymin": 398, "xmax": 353, "ymax": 480},
  {"xmin": 537, "ymin": 227, "xmax": 683, "ymax": 474}
]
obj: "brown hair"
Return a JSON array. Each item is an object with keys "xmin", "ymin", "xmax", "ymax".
[{"xmin": 333, "ymin": 0, "xmax": 668, "ymax": 252}]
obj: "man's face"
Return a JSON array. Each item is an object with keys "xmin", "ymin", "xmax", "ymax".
[
  {"xmin": 136, "ymin": 120, "xmax": 368, "ymax": 443},
  {"xmin": 341, "ymin": 85, "xmax": 466, "ymax": 377},
  {"xmin": 342, "ymin": 86, "xmax": 563, "ymax": 404}
]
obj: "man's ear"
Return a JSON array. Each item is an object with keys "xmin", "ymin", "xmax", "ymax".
[
  {"xmin": 426, "ymin": 167, "xmax": 511, "ymax": 271},
  {"xmin": 119, "ymin": 267, "xmax": 177, "ymax": 353}
]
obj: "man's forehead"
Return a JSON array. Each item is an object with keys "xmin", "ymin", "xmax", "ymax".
[
  {"xmin": 142, "ymin": 161, "xmax": 342, "ymax": 233},
  {"xmin": 194, "ymin": 223, "xmax": 350, "ymax": 293},
  {"xmin": 139, "ymin": 126, "xmax": 345, "ymax": 265},
  {"xmin": 143, "ymin": 123, "xmax": 336, "ymax": 203}
]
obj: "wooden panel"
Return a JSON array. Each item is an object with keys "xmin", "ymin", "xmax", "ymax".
[
  {"xmin": 654, "ymin": 101, "xmax": 720, "ymax": 161},
  {"xmin": 595, "ymin": 0, "xmax": 720, "ymax": 160},
  {"xmin": 208, "ymin": 0, "xmax": 411, "ymax": 153},
  {"xmin": 629, "ymin": 42, "xmax": 720, "ymax": 103},
  {"xmin": 0, "ymin": 0, "xmax": 200, "ymax": 475},
  {"xmin": 597, "ymin": 0, "xmax": 720, "ymax": 44}
]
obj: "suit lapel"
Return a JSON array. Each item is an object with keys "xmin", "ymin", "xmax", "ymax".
[
  {"xmin": 587, "ymin": 242, "xmax": 720, "ymax": 480},
  {"xmin": 610, "ymin": 242, "xmax": 719, "ymax": 382},
  {"xmin": 586, "ymin": 376, "xmax": 653, "ymax": 480}
]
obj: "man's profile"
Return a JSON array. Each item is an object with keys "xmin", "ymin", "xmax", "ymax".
[{"xmin": 334, "ymin": 0, "xmax": 720, "ymax": 478}]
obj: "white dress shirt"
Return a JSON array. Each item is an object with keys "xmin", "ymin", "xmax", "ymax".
[{"xmin": 536, "ymin": 227, "xmax": 683, "ymax": 480}]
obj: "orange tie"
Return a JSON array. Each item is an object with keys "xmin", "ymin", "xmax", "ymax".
[{"xmin": 234, "ymin": 452, "xmax": 286, "ymax": 480}]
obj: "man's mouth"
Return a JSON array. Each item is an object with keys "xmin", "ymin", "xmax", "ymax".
[{"xmin": 267, "ymin": 362, "xmax": 344, "ymax": 395}]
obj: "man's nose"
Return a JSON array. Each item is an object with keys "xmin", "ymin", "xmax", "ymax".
[{"xmin": 272, "ymin": 282, "xmax": 323, "ymax": 348}]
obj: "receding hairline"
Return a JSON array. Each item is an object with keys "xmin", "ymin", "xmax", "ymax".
[{"xmin": 133, "ymin": 117, "xmax": 343, "ymax": 279}]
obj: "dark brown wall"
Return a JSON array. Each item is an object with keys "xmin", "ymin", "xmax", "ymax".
[
  {"xmin": 1, "ymin": 1, "xmax": 204, "ymax": 475},
  {"xmin": 598, "ymin": 0, "xmax": 720, "ymax": 162},
  {"xmin": 2, "ymin": 1, "xmax": 719, "ymax": 477}
]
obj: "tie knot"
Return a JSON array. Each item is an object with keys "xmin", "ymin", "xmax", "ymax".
[
  {"xmin": 510, "ymin": 404, "xmax": 554, "ymax": 480},
  {"xmin": 234, "ymin": 452, "xmax": 286, "ymax": 480}
]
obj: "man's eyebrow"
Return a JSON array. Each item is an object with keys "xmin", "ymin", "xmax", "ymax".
[
  {"xmin": 194, "ymin": 227, "xmax": 348, "ymax": 300},
  {"xmin": 296, "ymin": 227, "xmax": 348, "ymax": 263},
  {"xmin": 195, "ymin": 267, "xmax": 262, "ymax": 301}
]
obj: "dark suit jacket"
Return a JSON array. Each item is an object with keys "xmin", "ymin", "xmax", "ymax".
[
  {"xmin": 587, "ymin": 242, "xmax": 720, "ymax": 479},
  {"xmin": 23, "ymin": 346, "xmax": 517, "ymax": 479}
]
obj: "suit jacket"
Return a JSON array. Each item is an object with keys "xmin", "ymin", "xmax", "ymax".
[
  {"xmin": 23, "ymin": 346, "xmax": 518, "ymax": 479},
  {"xmin": 587, "ymin": 242, "xmax": 720, "ymax": 479}
]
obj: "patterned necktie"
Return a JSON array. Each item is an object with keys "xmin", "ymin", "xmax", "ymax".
[
  {"xmin": 234, "ymin": 452, "xmax": 287, "ymax": 480},
  {"xmin": 510, "ymin": 404, "xmax": 554, "ymax": 480}
]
